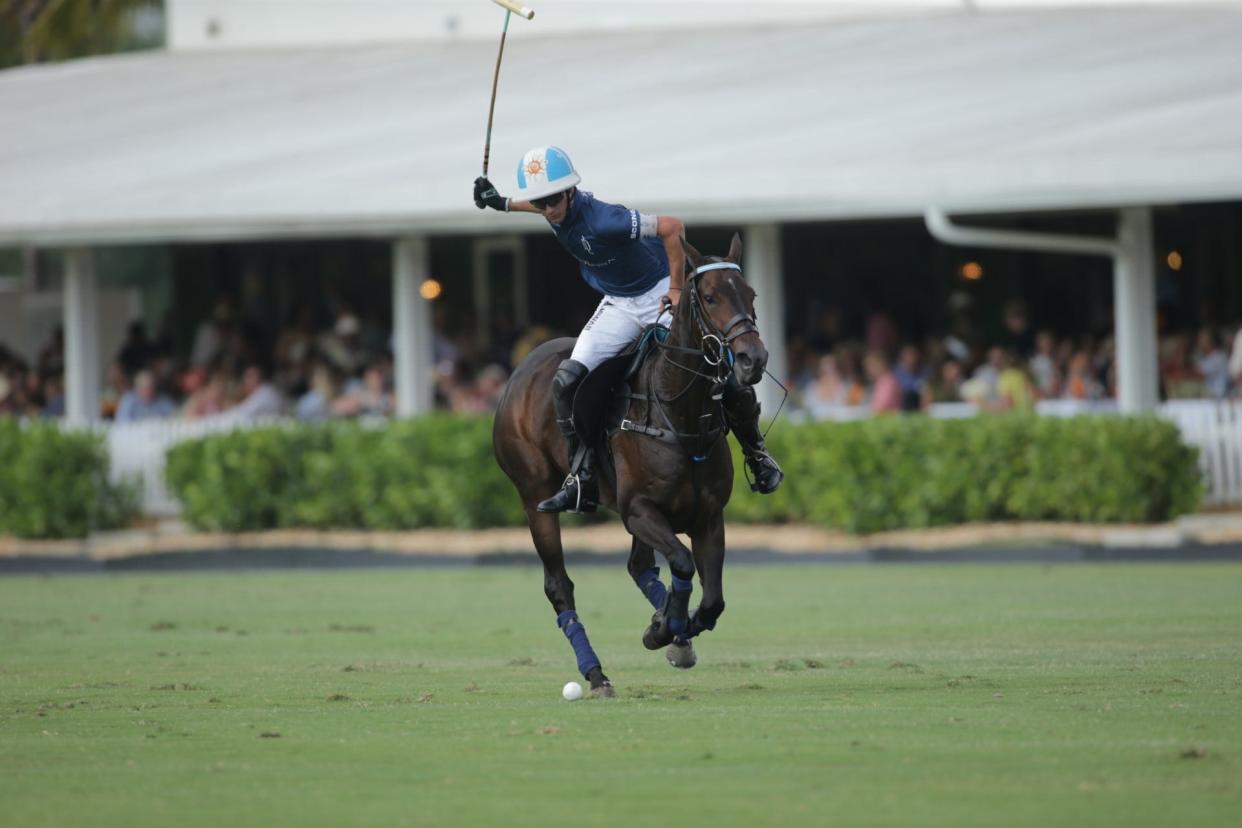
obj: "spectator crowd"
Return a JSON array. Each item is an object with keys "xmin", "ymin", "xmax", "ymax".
[
  {"xmin": 788, "ymin": 301, "xmax": 1242, "ymax": 418},
  {"xmin": 4, "ymin": 295, "xmax": 1242, "ymax": 423},
  {"xmin": 0, "ymin": 298, "xmax": 514, "ymax": 423}
]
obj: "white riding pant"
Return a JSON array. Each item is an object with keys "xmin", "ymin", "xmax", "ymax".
[{"xmin": 570, "ymin": 276, "xmax": 671, "ymax": 371}]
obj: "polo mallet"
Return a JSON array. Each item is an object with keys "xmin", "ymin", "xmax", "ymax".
[{"xmin": 482, "ymin": 0, "xmax": 535, "ymax": 176}]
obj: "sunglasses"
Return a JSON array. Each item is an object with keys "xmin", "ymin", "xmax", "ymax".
[{"xmin": 531, "ymin": 190, "xmax": 567, "ymax": 211}]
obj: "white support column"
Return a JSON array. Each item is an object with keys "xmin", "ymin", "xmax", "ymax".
[
  {"xmin": 1114, "ymin": 207, "xmax": 1160, "ymax": 413},
  {"xmin": 743, "ymin": 224, "xmax": 787, "ymax": 418},
  {"xmin": 392, "ymin": 236, "xmax": 434, "ymax": 417},
  {"xmin": 63, "ymin": 248, "xmax": 100, "ymax": 426}
]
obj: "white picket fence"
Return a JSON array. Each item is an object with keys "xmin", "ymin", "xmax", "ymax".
[
  {"xmin": 101, "ymin": 417, "xmax": 282, "ymax": 516},
  {"xmin": 93, "ymin": 400, "xmax": 1242, "ymax": 515},
  {"xmin": 1159, "ymin": 401, "xmax": 1242, "ymax": 507}
]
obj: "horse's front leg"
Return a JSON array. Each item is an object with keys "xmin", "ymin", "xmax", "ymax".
[
  {"xmin": 657, "ymin": 514, "xmax": 726, "ymax": 669},
  {"xmin": 628, "ymin": 536, "xmax": 698, "ymax": 668},
  {"xmin": 624, "ymin": 500, "xmax": 696, "ymax": 651},
  {"xmin": 687, "ymin": 512, "xmax": 726, "ymax": 640}
]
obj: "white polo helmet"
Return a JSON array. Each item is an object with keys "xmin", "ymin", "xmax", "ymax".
[{"xmin": 515, "ymin": 146, "xmax": 581, "ymax": 201}]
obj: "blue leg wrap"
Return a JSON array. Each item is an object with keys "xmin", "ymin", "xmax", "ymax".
[
  {"xmin": 671, "ymin": 575, "xmax": 694, "ymax": 594},
  {"xmin": 556, "ymin": 610, "xmax": 601, "ymax": 678},
  {"xmin": 634, "ymin": 566, "xmax": 667, "ymax": 610}
]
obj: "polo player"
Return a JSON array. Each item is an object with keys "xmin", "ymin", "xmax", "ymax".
[{"xmin": 474, "ymin": 146, "xmax": 783, "ymax": 513}]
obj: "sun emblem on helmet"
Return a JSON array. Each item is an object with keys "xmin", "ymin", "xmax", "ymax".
[{"xmin": 525, "ymin": 158, "xmax": 546, "ymax": 177}]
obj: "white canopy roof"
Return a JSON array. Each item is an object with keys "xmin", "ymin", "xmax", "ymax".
[{"xmin": 2, "ymin": 5, "xmax": 1241, "ymax": 245}]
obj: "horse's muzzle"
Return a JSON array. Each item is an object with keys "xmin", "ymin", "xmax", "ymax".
[{"xmin": 732, "ymin": 346, "xmax": 767, "ymax": 386}]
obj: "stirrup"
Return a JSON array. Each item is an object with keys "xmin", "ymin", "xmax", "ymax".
[
  {"xmin": 536, "ymin": 473, "xmax": 597, "ymax": 514},
  {"xmin": 744, "ymin": 450, "xmax": 783, "ymax": 494}
]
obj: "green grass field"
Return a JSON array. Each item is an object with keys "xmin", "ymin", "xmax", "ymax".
[{"xmin": 1, "ymin": 564, "xmax": 1239, "ymax": 827}]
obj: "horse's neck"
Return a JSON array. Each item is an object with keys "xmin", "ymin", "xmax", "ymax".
[{"xmin": 644, "ymin": 299, "xmax": 715, "ymax": 428}]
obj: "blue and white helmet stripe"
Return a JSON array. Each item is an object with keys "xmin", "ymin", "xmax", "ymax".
[{"xmin": 515, "ymin": 146, "xmax": 582, "ymax": 201}]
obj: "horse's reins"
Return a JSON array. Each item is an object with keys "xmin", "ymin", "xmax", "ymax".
[
  {"xmin": 665, "ymin": 261, "xmax": 789, "ymax": 441},
  {"xmin": 650, "ymin": 260, "xmax": 784, "ymax": 444},
  {"xmin": 621, "ymin": 261, "xmax": 760, "ymax": 460}
]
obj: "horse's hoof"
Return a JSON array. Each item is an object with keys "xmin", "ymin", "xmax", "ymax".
[
  {"xmin": 643, "ymin": 622, "xmax": 672, "ymax": 651},
  {"xmin": 591, "ymin": 681, "xmax": 616, "ymax": 699},
  {"xmin": 666, "ymin": 640, "xmax": 697, "ymax": 669}
]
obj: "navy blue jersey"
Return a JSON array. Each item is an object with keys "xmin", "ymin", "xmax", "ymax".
[{"xmin": 548, "ymin": 190, "xmax": 668, "ymax": 297}]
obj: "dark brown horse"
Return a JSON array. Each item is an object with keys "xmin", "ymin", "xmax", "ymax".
[{"xmin": 492, "ymin": 234, "xmax": 768, "ymax": 696}]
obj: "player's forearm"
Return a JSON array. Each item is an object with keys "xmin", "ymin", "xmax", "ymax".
[
  {"xmin": 658, "ymin": 217, "xmax": 686, "ymax": 291},
  {"xmin": 508, "ymin": 200, "xmax": 542, "ymax": 214}
]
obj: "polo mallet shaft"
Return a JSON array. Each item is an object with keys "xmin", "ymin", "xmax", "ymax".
[
  {"xmin": 482, "ymin": 11, "xmax": 510, "ymax": 176},
  {"xmin": 482, "ymin": 0, "xmax": 535, "ymax": 176}
]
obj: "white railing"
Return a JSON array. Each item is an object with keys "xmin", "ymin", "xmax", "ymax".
[
  {"xmin": 1159, "ymin": 401, "xmax": 1242, "ymax": 507},
  {"xmin": 89, "ymin": 400, "xmax": 1242, "ymax": 515},
  {"xmin": 100, "ymin": 417, "xmax": 282, "ymax": 516}
]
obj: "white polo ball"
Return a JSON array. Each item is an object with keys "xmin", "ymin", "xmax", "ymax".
[{"xmin": 562, "ymin": 681, "xmax": 584, "ymax": 701}]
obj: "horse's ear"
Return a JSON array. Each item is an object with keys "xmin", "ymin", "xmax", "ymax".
[
  {"xmin": 727, "ymin": 232, "xmax": 743, "ymax": 264},
  {"xmin": 681, "ymin": 237, "xmax": 704, "ymax": 269}
]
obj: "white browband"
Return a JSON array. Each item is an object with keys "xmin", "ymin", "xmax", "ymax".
[{"xmin": 693, "ymin": 262, "xmax": 742, "ymax": 275}]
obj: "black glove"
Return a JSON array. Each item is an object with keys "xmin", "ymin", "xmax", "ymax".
[{"xmin": 473, "ymin": 176, "xmax": 508, "ymax": 212}]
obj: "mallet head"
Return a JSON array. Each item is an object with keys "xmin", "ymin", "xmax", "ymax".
[{"xmin": 491, "ymin": 0, "xmax": 534, "ymax": 20}]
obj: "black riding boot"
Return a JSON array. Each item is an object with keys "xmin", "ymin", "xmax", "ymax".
[
  {"xmin": 537, "ymin": 359, "xmax": 600, "ymax": 514},
  {"xmin": 722, "ymin": 381, "xmax": 784, "ymax": 494},
  {"xmin": 536, "ymin": 433, "xmax": 599, "ymax": 514}
]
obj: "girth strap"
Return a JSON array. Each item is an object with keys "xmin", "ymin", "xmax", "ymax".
[
  {"xmin": 618, "ymin": 419, "xmax": 666, "ymax": 439},
  {"xmin": 616, "ymin": 417, "xmax": 726, "ymax": 448}
]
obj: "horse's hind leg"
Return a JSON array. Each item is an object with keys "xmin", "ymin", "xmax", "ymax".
[
  {"xmin": 527, "ymin": 507, "xmax": 615, "ymax": 697},
  {"xmin": 627, "ymin": 537, "xmax": 667, "ymax": 610}
]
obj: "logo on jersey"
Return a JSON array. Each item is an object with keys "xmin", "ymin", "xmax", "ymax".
[{"xmin": 579, "ymin": 236, "xmax": 593, "ymax": 254}]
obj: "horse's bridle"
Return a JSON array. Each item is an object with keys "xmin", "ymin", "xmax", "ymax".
[
  {"xmin": 686, "ymin": 262, "xmax": 758, "ymax": 366},
  {"xmin": 655, "ymin": 260, "xmax": 758, "ymax": 378}
]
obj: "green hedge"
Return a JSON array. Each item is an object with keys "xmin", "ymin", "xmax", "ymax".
[
  {"xmin": 165, "ymin": 414, "xmax": 1203, "ymax": 534},
  {"xmin": 165, "ymin": 417, "xmax": 526, "ymax": 533},
  {"xmin": 724, "ymin": 415, "xmax": 1203, "ymax": 532},
  {"xmin": 0, "ymin": 420, "xmax": 140, "ymax": 539}
]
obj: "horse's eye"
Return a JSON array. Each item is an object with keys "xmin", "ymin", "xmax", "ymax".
[{"xmin": 704, "ymin": 294, "xmax": 717, "ymax": 305}]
